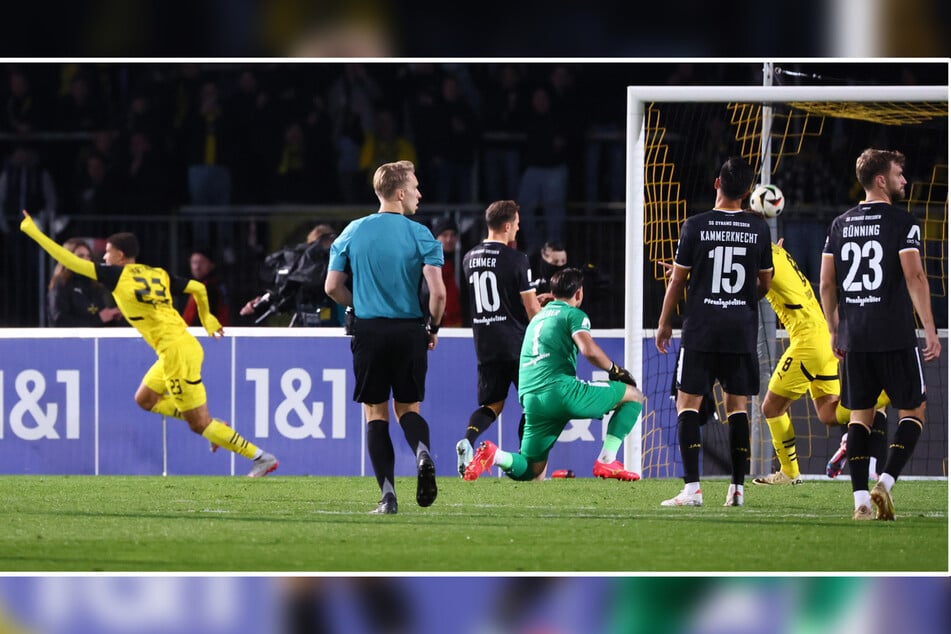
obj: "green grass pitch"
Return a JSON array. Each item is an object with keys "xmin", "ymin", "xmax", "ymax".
[{"xmin": 2, "ymin": 475, "xmax": 946, "ymax": 573}]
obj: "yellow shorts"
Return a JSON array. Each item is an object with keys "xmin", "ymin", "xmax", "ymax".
[
  {"xmin": 142, "ymin": 332, "xmax": 208, "ymax": 413},
  {"xmin": 767, "ymin": 331, "xmax": 839, "ymax": 402}
]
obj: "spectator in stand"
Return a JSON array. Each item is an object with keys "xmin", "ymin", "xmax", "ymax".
[
  {"xmin": 272, "ymin": 121, "xmax": 318, "ymax": 203},
  {"xmin": 182, "ymin": 79, "xmax": 232, "ymax": 206},
  {"xmin": 427, "ymin": 74, "xmax": 479, "ymax": 204},
  {"xmin": 327, "ymin": 64, "xmax": 381, "ymax": 203},
  {"xmin": 530, "ymin": 240, "xmax": 568, "ymax": 301},
  {"xmin": 302, "ymin": 90, "xmax": 339, "ymax": 202},
  {"xmin": 359, "ymin": 108, "xmax": 418, "ymax": 186},
  {"xmin": 517, "ymin": 85, "xmax": 570, "ymax": 252},
  {"xmin": 56, "ymin": 72, "xmax": 110, "ymax": 132},
  {"xmin": 481, "ymin": 63, "xmax": 526, "ymax": 201},
  {"xmin": 180, "ymin": 78, "xmax": 233, "ymax": 256},
  {"xmin": 0, "ymin": 145, "xmax": 58, "ymax": 236},
  {"xmin": 531, "ymin": 240, "xmax": 614, "ymax": 325},
  {"xmin": 48, "ymin": 237, "xmax": 124, "ymax": 327},
  {"xmin": 431, "ymin": 217, "xmax": 463, "ymax": 327},
  {"xmin": 122, "ymin": 131, "xmax": 169, "ymax": 213},
  {"xmin": 74, "ymin": 151, "xmax": 122, "ymax": 217},
  {"xmin": 226, "ymin": 69, "xmax": 275, "ymax": 205},
  {"xmin": 3, "ymin": 67, "xmax": 47, "ymax": 134},
  {"xmin": 181, "ymin": 247, "xmax": 230, "ymax": 327},
  {"xmin": 125, "ymin": 90, "xmax": 163, "ymax": 141}
]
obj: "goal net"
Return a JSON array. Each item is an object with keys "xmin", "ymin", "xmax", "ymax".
[{"xmin": 624, "ymin": 82, "xmax": 948, "ymax": 480}]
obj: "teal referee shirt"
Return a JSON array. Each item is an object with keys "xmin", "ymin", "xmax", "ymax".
[{"xmin": 329, "ymin": 212, "xmax": 444, "ymax": 319}]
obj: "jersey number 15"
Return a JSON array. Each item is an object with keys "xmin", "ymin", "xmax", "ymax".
[{"xmin": 708, "ymin": 245, "xmax": 746, "ymax": 294}]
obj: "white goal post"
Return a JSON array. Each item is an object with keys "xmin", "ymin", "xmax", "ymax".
[{"xmin": 623, "ymin": 83, "xmax": 949, "ymax": 475}]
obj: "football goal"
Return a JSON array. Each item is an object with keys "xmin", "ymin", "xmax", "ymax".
[{"xmin": 624, "ymin": 74, "xmax": 948, "ymax": 479}]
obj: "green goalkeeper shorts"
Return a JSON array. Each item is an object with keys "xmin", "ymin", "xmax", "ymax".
[{"xmin": 518, "ymin": 376, "xmax": 627, "ymax": 464}]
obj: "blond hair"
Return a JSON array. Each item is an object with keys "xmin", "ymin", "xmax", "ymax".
[{"xmin": 372, "ymin": 160, "xmax": 415, "ymax": 200}]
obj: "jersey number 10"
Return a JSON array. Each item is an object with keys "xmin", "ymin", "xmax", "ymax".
[{"xmin": 469, "ymin": 270, "xmax": 501, "ymax": 313}]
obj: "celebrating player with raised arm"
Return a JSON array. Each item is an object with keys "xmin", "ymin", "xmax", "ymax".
[{"xmin": 20, "ymin": 210, "xmax": 278, "ymax": 477}]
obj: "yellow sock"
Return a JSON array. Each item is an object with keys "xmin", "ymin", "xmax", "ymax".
[
  {"xmin": 202, "ymin": 419, "xmax": 260, "ymax": 460},
  {"xmin": 150, "ymin": 396, "xmax": 184, "ymax": 420},
  {"xmin": 765, "ymin": 413, "xmax": 799, "ymax": 478}
]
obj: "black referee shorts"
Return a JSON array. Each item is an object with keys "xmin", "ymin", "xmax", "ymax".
[
  {"xmin": 840, "ymin": 348, "xmax": 926, "ymax": 410},
  {"xmin": 676, "ymin": 347, "xmax": 760, "ymax": 397},
  {"xmin": 350, "ymin": 317, "xmax": 429, "ymax": 404}
]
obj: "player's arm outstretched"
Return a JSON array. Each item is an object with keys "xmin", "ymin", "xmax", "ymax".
[
  {"xmin": 183, "ymin": 279, "xmax": 224, "ymax": 338},
  {"xmin": 572, "ymin": 330, "xmax": 637, "ymax": 387},
  {"xmin": 20, "ymin": 210, "xmax": 97, "ymax": 280}
]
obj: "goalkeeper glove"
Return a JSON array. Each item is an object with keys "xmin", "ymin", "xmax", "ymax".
[{"xmin": 608, "ymin": 362, "xmax": 637, "ymax": 387}]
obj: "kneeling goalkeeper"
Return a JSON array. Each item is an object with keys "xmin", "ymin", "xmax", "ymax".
[{"xmin": 464, "ymin": 268, "xmax": 645, "ymax": 481}]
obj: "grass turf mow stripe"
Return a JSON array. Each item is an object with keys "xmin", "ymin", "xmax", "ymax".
[{"xmin": 2, "ymin": 476, "xmax": 946, "ymax": 572}]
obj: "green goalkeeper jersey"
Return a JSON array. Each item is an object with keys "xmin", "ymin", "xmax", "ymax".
[{"xmin": 518, "ymin": 299, "xmax": 591, "ymax": 395}]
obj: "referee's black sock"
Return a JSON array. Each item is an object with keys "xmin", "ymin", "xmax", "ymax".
[
  {"xmin": 366, "ymin": 420, "xmax": 395, "ymax": 493},
  {"xmin": 869, "ymin": 409, "xmax": 888, "ymax": 467},
  {"xmin": 677, "ymin": 410, "xmax": 702, "ymax": 483},
  {"xmin": 399, "ymin": 411, "xmax": 431, "ymax": 458},
  {"xmin": 465, "ymin": 406, "xmax": 497, "ymax": 445},
  {"xmin": 847, "ymin": 422, "xmax": 871, "ymax": 492},
  {"xmin": 883, "ymin": 416, "xmax": 923, "ymax": 480},
  {"xmin": 727, "ymin": 411, "xmax": 750, "ymax": 486}
]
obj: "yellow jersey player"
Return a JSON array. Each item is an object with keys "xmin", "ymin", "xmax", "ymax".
[
  {"xmin": 20, "ymin": 211, "xmax": 278, "ymax": 477},
  {"xmin": 752, "ymin": 237, "xmax": 888, "ymax": 486}
]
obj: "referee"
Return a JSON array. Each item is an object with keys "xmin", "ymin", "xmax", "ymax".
[{"xmin": 325, "ymin": 160, "xmax": 446, "ymax": 515}]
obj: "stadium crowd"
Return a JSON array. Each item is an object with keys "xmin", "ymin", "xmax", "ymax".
[{"xmin": 0, "ymin": 61, "xmax": 944, "ymax": 328}]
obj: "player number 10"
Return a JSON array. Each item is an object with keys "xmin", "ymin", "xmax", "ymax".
[{"xmin": 468, "ymin": 270, "xmax": 501, "ymax": 313}]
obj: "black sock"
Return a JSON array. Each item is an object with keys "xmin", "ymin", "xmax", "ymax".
[
  {"xmin": 465, "ymin": 406, "xmax": 497, "ymax": 445},
  {"xmin": 678, "ymin": 410, "xmax": 702, "ymax": 483},
  {"xmin": 727, "ymin": 411, "xmax": 750, "ymax": 485},
  {"xmin": 366, "ymin": 419, "xmax": 395, "ymax": 493},
  {"xmin": 847, "ymin": 423, "xmax": 871, "ymax": 492},
  {"xmin": 517, "ymin": 413, "xmax": 526, "ymax": 445},
  {"xmin": 869, "ymin": 410, "xmax": 888, "ymax": 465},
  {"xmin": 399, "ymin": 411, "xmax": 431, "ymax": 456},
  {"xmin": 883, "ymin": 417, "xmax": 923, "ymax": 479}
]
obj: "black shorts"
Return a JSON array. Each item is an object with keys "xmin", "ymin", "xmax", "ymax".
[
  {"xmin": 477, "ymin": 360, "xmax": 519, "ymax": 405},
  {"xmin": 840, "ymin": 348, "xmax": 926, "ymax": 410},
  {"xmin": 676, "ymin": 347, "xmax": 760, "ymax": 397},
  {"xmin": 350, "ymin": 317, "xmax": 429, "ymax": 404}
]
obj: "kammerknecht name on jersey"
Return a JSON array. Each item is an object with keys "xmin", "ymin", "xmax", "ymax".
[
  {"xmin": 845, "ymin": 295, "xmax": 882, "ymax": 306},
  {"xmin": 700, "ymin": 230, "xmax": 758, "ymax": 244}
]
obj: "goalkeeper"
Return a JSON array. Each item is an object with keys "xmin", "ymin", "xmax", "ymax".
[
  {"xmin": 20, "ymin": 211, "xmax": 278, "ymax": 477},
  {"xmin": 464, "ymin": 268, "xmax": 645, "ymax": 482}
]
